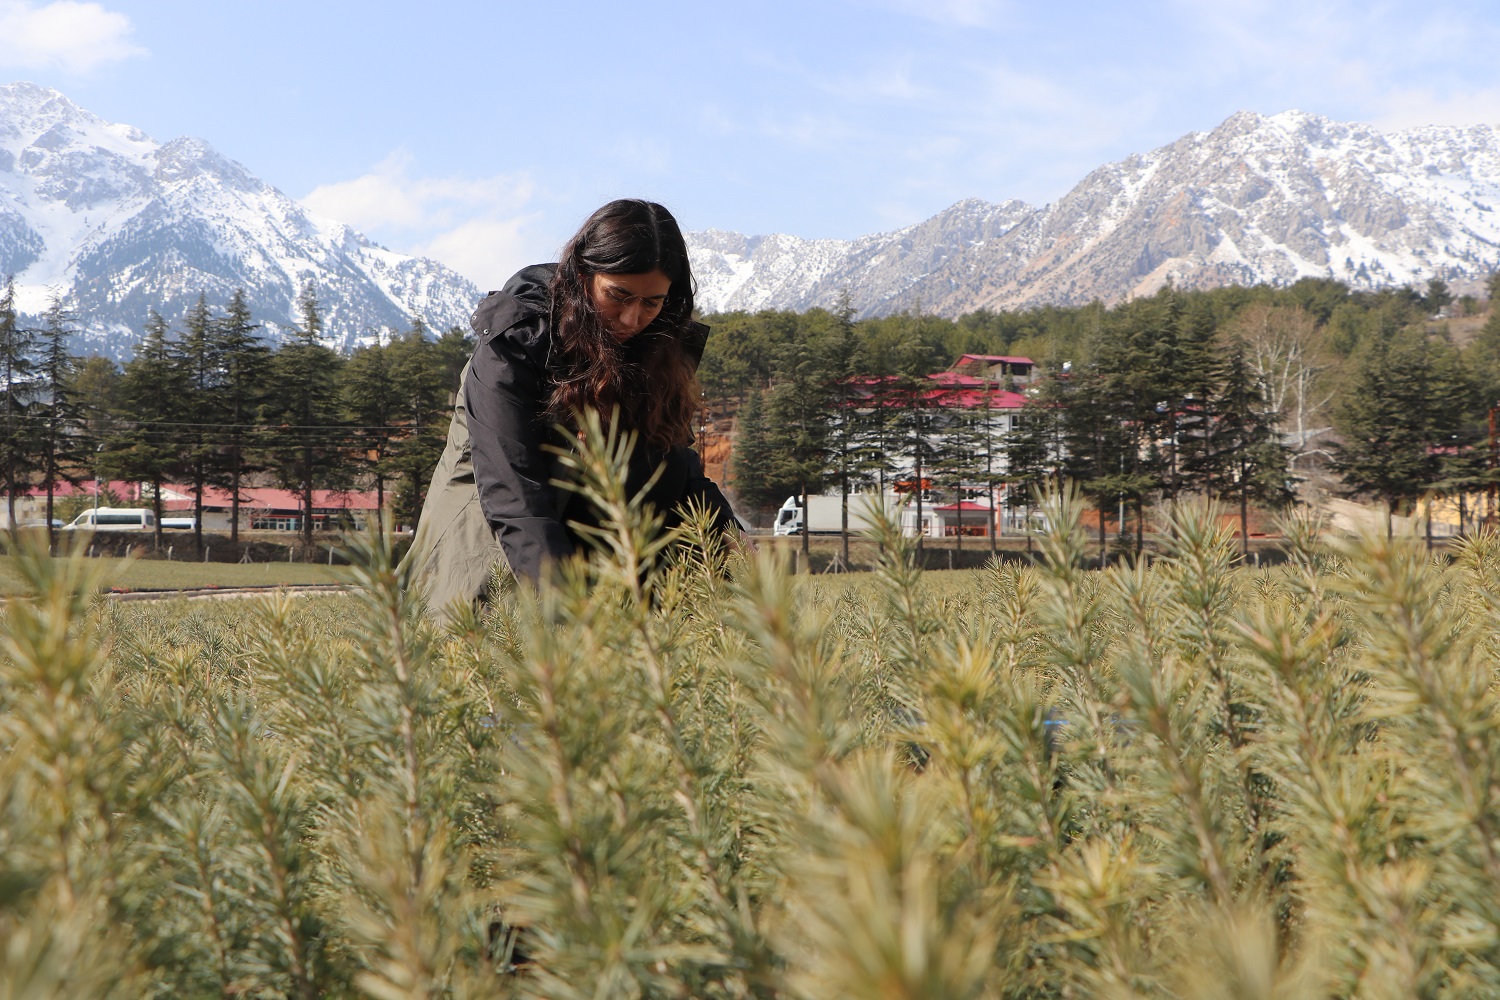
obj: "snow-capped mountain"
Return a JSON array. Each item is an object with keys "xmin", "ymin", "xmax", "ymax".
[
  {"xmin": 10, "ymin": 84, "xmax": 1500, "ymax": 343},
  {"xmin": 0, "ymin": 82, "xmax": 480, "ymax": 354},
  {"xmin": 689, "ymin": 110, "xmax": 1500, "ymax": 316}
]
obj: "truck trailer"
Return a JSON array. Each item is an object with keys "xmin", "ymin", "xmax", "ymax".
[{"xmin": 772, "ymin": 494, "xmax": 903, "ymax": 537}]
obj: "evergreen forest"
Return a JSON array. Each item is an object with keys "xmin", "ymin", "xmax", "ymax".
[
  {"xmin": 5, "ymin": 270, "xmax": 1500, "ymax": 558},
  {"xmin": 712, "ymin": 275, "xmax": 1500, "ymax": 542},
  {"xmin": 0, "ymin": 278, "xmax": 471, "ymax": 555}
]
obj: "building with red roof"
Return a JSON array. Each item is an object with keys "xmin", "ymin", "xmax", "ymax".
[
  {"xmin": 949, "ymin": 354, "xmax": 1037, "ymax": 384},
  {"xmin": 4, "ymin": 480, "xmax": 380, "ymax": 531},
  {"xmin": 157, "ymin": 485, "xmax": 380, "ymax": 531},
  {"xmin": 822, "ymin": 355, "xmax": 1047, "ymax": 537}
]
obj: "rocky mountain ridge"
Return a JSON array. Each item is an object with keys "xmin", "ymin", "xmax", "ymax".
[
  {"xmin": 0, "ymin": 81, "xmax": 480, "ymax": 355},
  {"xmin": 7, "ymin": 83, "xmax": 1500, "ymax": 348},
  {"xmin": 688, "ymin": 110, "xmax": 1500, "ymax": 317}
]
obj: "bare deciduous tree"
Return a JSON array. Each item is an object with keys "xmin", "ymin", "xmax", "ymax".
[{"xmin": 1227, "ymin": 303, "xmax": 1334, "ymax": 467}]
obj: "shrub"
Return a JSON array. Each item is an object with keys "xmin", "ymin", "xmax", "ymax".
[{"xmin": 3, "ymin": 446, "xmax": 1500, "ymax": 997}]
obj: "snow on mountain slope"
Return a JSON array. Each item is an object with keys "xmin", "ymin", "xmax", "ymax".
[
  {"xmin": 9, "ymin": 83, "xmax": 1500, "ymax": 343},
  {"xmin": 0, "ymin": 82, "xmax": 480, "ymax": 354},
  {"xmin": 689, "ymin": 110, "xmax": 1500, "ymax": 317}
]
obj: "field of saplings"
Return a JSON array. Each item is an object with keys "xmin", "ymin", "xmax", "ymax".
[{"xmin": 5, "ymin": 440, "xmax": 1500, "ymax": 999}]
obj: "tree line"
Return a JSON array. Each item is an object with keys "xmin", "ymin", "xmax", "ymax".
[
  {"xmin": 6, "ymin": 267, "xmax": 1498, "ymax": 563},
  {"xmin": 0, "ymin": 277, "xmax": 471, "ymax": 555},
  {"xmin": 715, "ymin": 275, "xmax": 1500, "ymax": 555}
]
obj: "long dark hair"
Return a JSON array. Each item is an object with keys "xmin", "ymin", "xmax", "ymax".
[{"xmin": 548, "ymin": 199, "xmax": 699, "ymax": 451}]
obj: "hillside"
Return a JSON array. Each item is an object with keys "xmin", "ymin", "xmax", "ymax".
[
  {"xmin": 690, "ymin": 111, "xmax": 1500, "ymax": 318},
  {"xmin": 0, "ymin": 82, "xmax": 480, "ymax": 354}
]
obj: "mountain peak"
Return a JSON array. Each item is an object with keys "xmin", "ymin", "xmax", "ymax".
[
  {"xmin": 0, "ymin": 80, "xmax": 134, "ymax": 144},
  {"xmin": 690, "ymin": 110, "xmax": 1500, "ymax": 316},
  {"xmin": 0, "ymin": 80, "xmax": 74, "ymax": 115},
  {"xmin": 0, "ymin": 85, "xmax": 479, "ymax": 355},
  {"xmin": 154, "ymin": 136, "xmax": 256, "ymax": 188}
]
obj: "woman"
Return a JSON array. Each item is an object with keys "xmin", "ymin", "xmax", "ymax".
[{"xmin": 408, "ymin": 199, "xmax": 739, "ymax": 613}]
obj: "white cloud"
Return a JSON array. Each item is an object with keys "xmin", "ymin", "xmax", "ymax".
[
  {"xmin": 0, "ymin": 0, "xmax": 144, "ymax": 74},
  {"xmin": 302, "ymin": 152, "xmax": 544, "ymax": 286},
  {"xmin": 417, "ymin": 218, "xmax": 539, "ymax": 292},
  {"xmin": 302, "ymin": 151, "xmax": 533, "ymax": 231}
]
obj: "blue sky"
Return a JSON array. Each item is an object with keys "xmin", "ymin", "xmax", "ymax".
[{"xmin": 4, "ymin": 0, "xmax": 1500, "ymax": 285}]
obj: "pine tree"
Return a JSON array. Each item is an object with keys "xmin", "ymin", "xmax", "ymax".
[
  {"xmin": 430, "ymin": 325, "xmax": 474, "ymax": 399},
  {"xmin": 728, "ymin": 387, "xmax": 777, "ymax": 523},
  {"xmin": 932, "ymin": 396, "xmax": 987, "ymax": 562},
  {"xmin": 103, "ymin": 311, "xmax": 186, "ymax": 548},
  {"xmin": 177, "ymin": 295, "xmax": 219, "ymax": 552},
  {"xmin": 879, "ymin": 337, "xmax": 953, "ymax": 555},
  {"xmin": 978, "ymin": 377, "xmax": 1009, "ymax": 559},
  {"xmin": 1075, "ymin": 290, "xmax": 1213, "ymax": 556},
  {"xmin": 34, "ymin": 296, "xmax": 85, "ymax": 546},
  {"xmin": 1005, "ymin": 373, "xmax": 1066, "ymax": 553},
  {"xmin": 384, "ymin": 320, "xmax": 451, "ymax": 529},
  {"xmin": 818, "ymin": 294, "xmax": 868, "ymax": 567},
  {"xmin": 1426, "ymin": 278, "xmax": 1453, "ymax": 315},
  {"xmin": 68, "ymin": 356, "xmax": 121, "ymax": 455},
  {"xmin": 339, "ymin": 338, "xmax": 397, "ymax": 512},
  {"xmin": 212, "ymin": 289, "xmax": 270, "ymax": 544},
  {"xmin": 1421, "ymin": 342, "xmax": 1483, "ymax": 542},
  {"xmin": 1469, "ymin": 298, "xmax": 1500, "ymax": 407},
  {"xmin": 1055, "ymin": 361, "xmax": 1131, "ymax": 561},
  {"xmin": 765, "ymin": 340, "xmax": 831, "ymax": 567},
  {"xmin": 1198, "ymin": 336, "xmax": 1295, "ymax": 555},
  {"xmin": 64, "ymin": 355, "xmax": 120, "ymax": 521},
  {"xmin": 265, "ymin": 283, "xmax": 346, "ymax": 556},
  {"xmin": 1162, "ymin": 297, "xmax": 1223, "ymax": 501},
  {"xmin": 0, "ymin": 276, "xmax": 39, "ymax": 529},
  {"xmin": 1330, "ymin": 330, "xmax": 1465, "ymax": 533},
  {"xmin": 1330, "ymin": 337, "xmax": 1417, "ymax": 525}
]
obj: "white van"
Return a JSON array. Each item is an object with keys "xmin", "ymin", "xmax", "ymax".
[{"xmin": 62, "ymin": 507, "xmax": 157, "ymax": 531}]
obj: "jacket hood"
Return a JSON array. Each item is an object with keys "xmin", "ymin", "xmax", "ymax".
[{"xmin": 470, "ymin": 263, "xmax": 557, "ymax": 340}]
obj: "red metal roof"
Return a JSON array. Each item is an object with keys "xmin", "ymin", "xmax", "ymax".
[
  {"xmin": 160, "ymin": 485, "xmax": 380, "ymax": 511},
  {"xmin": 928, "ymin": 387, "xmax": 1029, "ymax": 409},
  {"xmin": 22, "ymin": 480, "xmax": 145, "ymax": 500},
  {"xmin": 846, "ymin": 375, "xmax": 1029, "ymax": 410},
  {"xmin": 928, "ymin": 371, "xmax": 989, "ymax": 386},
  {"xmin": 955, "ymin": 354, "xmax": 1035, "ymax": 366},
  {"xmin": 19, "ymin": 482, "xmax": 380, "ymax": 511}
]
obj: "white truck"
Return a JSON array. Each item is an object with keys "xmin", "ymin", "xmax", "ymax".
[{"xmin": 772, "ymin": 494, "xmax": 902, "ymax": 537}]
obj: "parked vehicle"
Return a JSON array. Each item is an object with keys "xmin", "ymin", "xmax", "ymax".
[
  {"xmin": 62, "ymin": 507, "xmax": 157, "ymax": 531},
  {"xmin": 772, "ymin": 494, "xmax": 902, "ymax": 537},
  {"xmin": 161, "ymin": 517, "xmax": 196, "ymax": 530}
]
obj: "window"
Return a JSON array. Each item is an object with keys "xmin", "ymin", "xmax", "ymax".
[{"xmin": 97, "ymin": 512, "xmax": 150, "ymax": 526}]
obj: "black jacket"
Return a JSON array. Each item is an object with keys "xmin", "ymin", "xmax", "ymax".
[{"xmin": 462, "ymin": 264, "xmax": 736, "ymax": 582}]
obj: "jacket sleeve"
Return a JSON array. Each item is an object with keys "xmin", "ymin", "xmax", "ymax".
[
  {"xmin": 676, "ymin": 446, "xmax": 743, "ymax": 535},
  {"xmin": 465, "ymin": 324, "xmax": 574, "ymax": 582}
]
